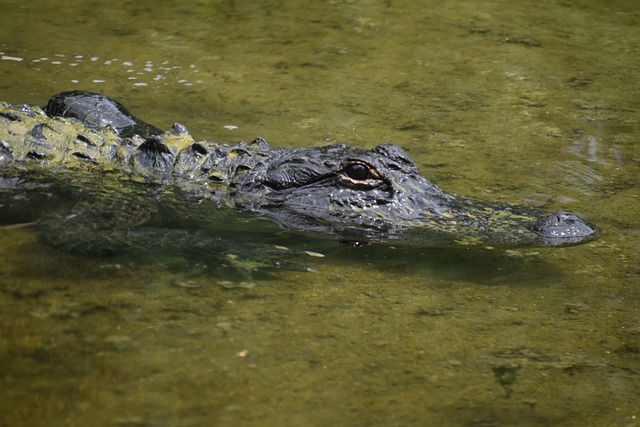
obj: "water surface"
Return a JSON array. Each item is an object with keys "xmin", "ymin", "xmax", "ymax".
[{"xmin": 1, "ymin": 0, "xmax": 639, "ymax": 426}]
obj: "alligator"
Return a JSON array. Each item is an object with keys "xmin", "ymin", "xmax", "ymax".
[{"xmin": 0, "ymin": 90, "xmax": 600, "ymax": 266}]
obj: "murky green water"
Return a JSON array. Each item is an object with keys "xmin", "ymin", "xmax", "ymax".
[{"xmin": 1, "ymin": 0, "xmax": 639, "ymax": 426}]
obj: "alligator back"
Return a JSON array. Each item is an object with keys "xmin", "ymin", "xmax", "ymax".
[{"xmin": 0, "ymin": 98, "xmax": 272, "ymax": 190}]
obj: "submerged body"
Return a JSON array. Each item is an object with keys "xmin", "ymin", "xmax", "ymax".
[{"xmin": 0, "ymin": 91, "xmax": 599, "ymax": 252}]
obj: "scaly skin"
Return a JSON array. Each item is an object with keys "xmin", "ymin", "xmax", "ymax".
[{"xmin": 0, "ymin": 91, "xmax": 600, "ymax": 249}]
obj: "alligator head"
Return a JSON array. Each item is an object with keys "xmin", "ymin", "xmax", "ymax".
[{"xmin": 235, "ymin": 141, "xmax": 600, "ymax": 247}]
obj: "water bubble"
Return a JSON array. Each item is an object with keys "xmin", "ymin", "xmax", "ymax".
[{"xmin": 1, "ymin": 55, "xmax": 24, "ymax": 61}]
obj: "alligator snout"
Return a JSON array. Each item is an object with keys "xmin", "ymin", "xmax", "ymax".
[{"xmin": 533, "ymin": 211, "xmax": 601, "ymax": 246}]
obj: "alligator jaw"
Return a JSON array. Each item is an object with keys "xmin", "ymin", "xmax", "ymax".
[{"xmin": 382, "ymin": 198, "xmax": 601, "ymax": 248}]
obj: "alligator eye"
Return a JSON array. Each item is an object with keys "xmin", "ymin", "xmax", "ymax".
[{"xmin": 344, "ymin": 163, "xmax": 374, "ymax": 181}]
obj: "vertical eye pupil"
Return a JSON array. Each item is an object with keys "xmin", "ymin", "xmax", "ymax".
[{"xmin": 345, "ymin": 163, "xmax": 372, "ymax": 180}]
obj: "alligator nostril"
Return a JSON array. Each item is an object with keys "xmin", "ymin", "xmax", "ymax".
[{"xmin": 533, "ymin": 211, "xmax": 600, "ymax": 246}]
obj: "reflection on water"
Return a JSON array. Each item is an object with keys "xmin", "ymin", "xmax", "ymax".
[
  {"xmin": 570, "ymin": 135, "xmax": 608, "ymax": 166},
  {"xmin": 1, "ymin": 0, "xmax": 639, "ymax": 425},
  {"xmin": 0, "ymin": 52, "xmax": 204, "ymax": 89}
]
